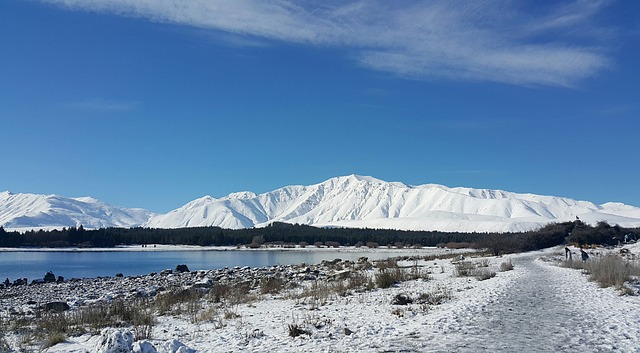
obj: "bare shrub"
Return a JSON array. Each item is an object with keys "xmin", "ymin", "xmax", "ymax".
[
  {"xmin": 455, "ymin": 261, "xmax": 495, "ymax": 280},
  {"xmin": 346, "ymin": 270, "xmax": 370, "ymax": 291},
  {"xmin": 416, "ymin": 287, "xmax": 452, "ymax": 305},
  {"xmin": 391, "ymin": 307, "xmax": 406, "ymax": 317},
  {"xmin": 260, "ymin": 276, "xmax": 286, "ymax": 295},
  {"xmin": 0, "ymin": 324, "xmax": 10, "ymax": 352},
  {"xmin": 194, "ymin": 307, "xmax": 220, "ymax": 324},
  {"xmin": 376, "ymin": 259, "xmax": 399, "ymax": 270},
  {"xmin": 325, "ymin": 241, "xmax": 340, "ymax": 248},
  {"xmin": 446, "ymin": 242, "xmax": 474, "ymax": 249},
  {"xmin": 562, "ymin": 255, "xmax": 638, "ymax": 291},
  {"xmin": 42, "ymin": 332, "xmax": 66, "ymax": 349},
  {"xmin": 287, "ymin": 323, "xmax": 308, "ymax": 337},
  {"xmin": 223, "ymin": 308, "xmax": 240, "ymax": 320},
  {"xmin": 37, "ymin": 312, "xmax": 71, "ymax": 335},
  {"xmin": 213, "ymin": 281, "xmax": 254, "ymax": 306},
  {"xmin": 407, "ymin": 260, "xmax": 430, "ymax": 281},
  {"xmin": 154, "ymin": 289, "xmax": 200, "ymax": 315},
  {"xmin": 375, "ymin": 268, "xmax": 404, "ymax": 288},
  {"xmin": 307, "ymin": 280, "xmax": 331, "ymax": 309},
  {"xmin": 72, "ymin": 304, "xmax": 108, "ymax": 333},
  {"xmin": 586, "ymin": 255, "xmax": 633, "ymax": 289},
  {"xmin": 33, "ymin": 299, "xmax": 155, "ymax": 342},
  {"xmin": 560, "ymin": 260, "xmax": 586, "ymax": 270},
  {"xmin": 473, "ymin": 268, "xmax": 496, "ymax": 281},
  {"xmin": 454, "ymin": 261, "xmax": 476, "ymax": 277},
  {"xmin": 210, "ymin": 282, "xmax": 231, "ymax": 303},
  {"xmin": 500, "ymin": 259, "xmax": 514, "ymax": 272}
]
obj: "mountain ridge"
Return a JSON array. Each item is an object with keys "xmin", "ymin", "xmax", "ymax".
[{"xmin": 3, "ymin": 175, "xmax": 640, "ymax": 233}]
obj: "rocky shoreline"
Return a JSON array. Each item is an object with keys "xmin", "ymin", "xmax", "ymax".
[{"xmin": 0, "ymin": 257, "xmax": 373, "ymax": 317}]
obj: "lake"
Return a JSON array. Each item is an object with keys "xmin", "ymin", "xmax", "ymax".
[{"xmin": 0, "ymin": 247, "xmax": 448, "ymax": 281}]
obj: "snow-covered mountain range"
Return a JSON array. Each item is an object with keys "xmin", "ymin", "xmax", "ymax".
[
  {"xmin": 0, "ymin": 191, "xmax": 154, "ymax": 231},
  {"xmin": 3, "ymin": 175, "xmax": 640, "ymax": 233}
]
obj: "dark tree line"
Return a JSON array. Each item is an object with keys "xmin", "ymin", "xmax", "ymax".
[
  {"xmin": 0, "ymin": 223, "xmax": 482, "ymax": 248},
  {"xmin": 0, "ymin": 221, "xmax": 638, "ymax": 254}
]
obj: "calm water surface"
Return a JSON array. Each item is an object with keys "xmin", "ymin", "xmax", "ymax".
[{"xmin": 0, "ymin": 248, "xmax": 431, "ymax": 281}]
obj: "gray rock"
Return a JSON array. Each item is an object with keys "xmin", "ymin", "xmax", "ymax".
[{"xmin": 43, "ymin": 301, "xmax": 70, "ymax": 312}]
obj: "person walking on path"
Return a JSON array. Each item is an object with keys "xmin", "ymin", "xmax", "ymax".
[{"xmin": 580, "ymin": 248, "xmax": 589, "ymax": 262}]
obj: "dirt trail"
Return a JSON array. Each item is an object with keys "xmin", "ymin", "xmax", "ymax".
[{"xmin": 384, "ymin": 254, "xmax": 640, "ymax": 352}]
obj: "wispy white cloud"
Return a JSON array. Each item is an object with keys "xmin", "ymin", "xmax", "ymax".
[{"xmin": 43, "ymin": 0, "xmax": 614, "ymax": 87}]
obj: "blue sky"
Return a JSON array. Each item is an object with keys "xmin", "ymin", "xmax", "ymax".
[{"xmin": 1, "ymin": 0, "xmax": 639, "ymax": 213}]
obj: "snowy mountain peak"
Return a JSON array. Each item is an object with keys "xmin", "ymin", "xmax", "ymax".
[
  {"xmin": 144, "ymin": 176, "xmax": 640, "ymax": 232},
  {"xmin": 224, "ymin": 191, "xmax": 258, "ymax": 200},
  {"xmin": 73, "ymin": 196, "xmax": 102, "ymax": 204},
  {"xmin": 0, "ymin": 191, "xmax": 155, "ymax": 231},
  {"xmin": 321, "ymin": 175, "xmax": 409, "ymax": 189},
  {"xmin": 339, "ymin": 174, "xmax": 384, "ymax": 183},
  {"xmin": 4, "ymin": 177, "xmax": 640, "ymax": 233}
]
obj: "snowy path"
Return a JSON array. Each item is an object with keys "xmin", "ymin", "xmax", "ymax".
[
  {"xmin": 384, "ymin": 254, "xmax": 640, "ymax": 352},
  {"xmin": 39, "ymin": 251, "xmax": 640, "ymax": 353}
]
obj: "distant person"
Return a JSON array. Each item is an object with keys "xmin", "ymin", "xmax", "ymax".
[
  {"xmin": 581, "ymin": 248, "xmax": 589, "ymax": 262},
  {"xmin": 565, "ymin": 247, "xmax": 572, "ymax": 261}
]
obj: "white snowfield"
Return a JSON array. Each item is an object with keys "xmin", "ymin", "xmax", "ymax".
[
  {"xmin": 43, "ymin": 245, "xmax": 640, "ymax": 353},
  {"xmin": 0, "ymin": 191, "xmax": 154, "ymax": 230},
  {"xmin": 3, "ymin": 175, "xmax": 640, "ymax": 232}
]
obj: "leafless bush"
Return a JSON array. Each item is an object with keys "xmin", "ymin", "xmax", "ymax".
[
  {"xmin": 391, "ymin": 307, "xmax": 406, "ymax": 317},
  {"xmin": 223, "ymin": 308, "xmax": 240, "ymax": 320},
  {"xmin": 325, "ymin": 241, "xmax": 341, "ymax": 248},
  {"xmin": 587, "ymin": 255, "xmax": 634, "ymax": 289},
  {"xmin": 154, "ymin": 289, "xmax": 201, "ymax": 315},
  {"xmin": 454, "ymin": 261, "xmax": 476, "ymax": 277},
  {"xmin": 306, "ymin": 280, "xmax": 332, "ymax": 309},
  {"xmin": 561, "ymin": 255, "xmax": 640, "ymax": 292},
  {"xmin": 473, "ymin": 268, "xmax": 496, "ymax": 281},
  {"xmin": 376, "ymin": 259, "xmax": 399, "ymax": 270},
  {"xmin": 42, "ymin": 331, "xmax": 66, "ymax": 349},
  {"xmin": 375, "ymin": 267, "xmax": 405, "ymax": 289},
  {"xmin": 260, "ymin": 276, "xmax": 286, "ymax": 295},
  {"xmin": 37, "ymin": 312, "xmax": 72, "ymax": 335},
  {"xmin": 455, "ymin": 261, "xmax": 496, "ymax": 280},
  {"xmin": 500, "ymin": 259, "xmax": 514, "ymax": 272},
  {"xmin": 32, "ymin": 299, "xmax": 155, "ymax": 344},
  {"xmin": 287, "ymin": 323, "xmax": 308, "ymax": 337},
  {"xmin": 0, "ymin": 324, "xmax": 10, "ymax": 352},
  {"xmin": 560, "ymin": 259, "xmax": 586, "ymax": 270},
  {"xmin": 407, "ymin": 260, "xmax": 430, "ymax": 281},
  {"xmin": 346, "ymin": 270, "xmax": 371, "ymax": 291},
  {"xmin": 416, "ymin": 288, "xmax": 452, "ymax": 306},
  {"xmin": 230, "ymin": 281, "xmax": 256, "ymax": 305},
  {"xmin": 445, "ymin": 242, "xmax": 475, "ymax": 249}
]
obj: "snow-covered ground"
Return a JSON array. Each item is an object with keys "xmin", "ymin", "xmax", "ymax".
[{"xmin": 29, "ymin": 243, "xmax": 640, "ymax": 353}]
